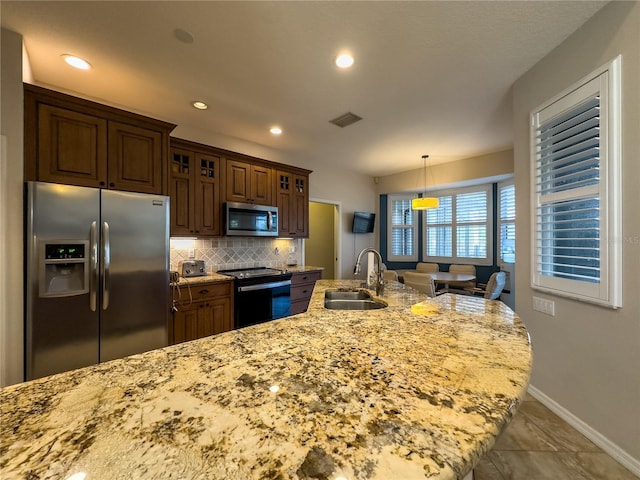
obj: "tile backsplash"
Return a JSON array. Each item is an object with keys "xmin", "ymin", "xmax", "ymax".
[{"xmin": 170, "ymin": 237, "xmax": 302, "ymax": 273}]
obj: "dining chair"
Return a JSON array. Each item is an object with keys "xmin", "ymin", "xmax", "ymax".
[
  {"xmin": 383, "ymin": 270, "xmax": 399, "ymax": 282},
  {"xmin": 447, "ymin": 264, "xmax": 476, "ymax": 290},
  {"xmin": 464, "ymin": 272, "xmax": 506, "ymax": 300},
  {"xmin": 404, "ymin": 271, "xmax": 439, "ymax": 298},
  {"xmin": 416, "ymin": 262, "xmax": 439, "ymax": 273}
]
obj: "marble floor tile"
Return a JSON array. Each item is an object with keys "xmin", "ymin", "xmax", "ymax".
[
  {"xmin": 516, "ymin": 400, "xmax": 602, "ymax": 453},
  {"xmin": 487, "ymin": 451, "xmax": 591, "ymax": 480},
  {"xmin": 473, "ymin": 396, "xmax": 638, "ymax": 480},
  {"xmin": 473, "ymin": 455, "xmax": 505, "ymax": 480},
  {"xmin": 492, "ymin": 412, "xmax": 559, "ymax": 452},
  {"xmin": 575, "ymin": 452, "xmax": 639, "ymax": 480}
]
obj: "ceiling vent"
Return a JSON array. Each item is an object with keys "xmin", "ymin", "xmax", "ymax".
[{"xmin": 329, "ymin": 112, "xmax": 363, "ymax": 128}]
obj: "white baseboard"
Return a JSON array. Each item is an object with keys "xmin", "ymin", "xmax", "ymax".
[{"xmin": 528, "ymin": 385, "xmax": 640, "ymax": 477}]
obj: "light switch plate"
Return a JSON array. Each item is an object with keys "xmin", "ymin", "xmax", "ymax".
[{"xmin": 533, "ymin": 296, "xmax": 555, "ymax": 316}]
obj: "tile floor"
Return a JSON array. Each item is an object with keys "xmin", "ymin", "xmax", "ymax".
[{"xmin": 474, "ymin": 392, "xmax": 638, "ymax": 480}]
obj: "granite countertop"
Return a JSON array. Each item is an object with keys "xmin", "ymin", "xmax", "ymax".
[
  {"xmin": 172, "ymin": 272, "xmax": 234, "ymax": 286},
  {"xmin": 281, "ymin": 265, "xmax": 324, "ymax": 273},
  {"xmin": 0, "ymin": 279, "xmax": 532, "ymax": 480}
]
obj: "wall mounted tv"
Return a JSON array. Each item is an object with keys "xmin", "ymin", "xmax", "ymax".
[{"xmin": 352, "ymin": 212, "xmax": 376, "ymax": 233}]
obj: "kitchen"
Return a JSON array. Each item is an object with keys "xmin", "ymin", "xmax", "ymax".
[{"xmin": 1, "ymin": 1, "xmax": 639, "ymax": 479}]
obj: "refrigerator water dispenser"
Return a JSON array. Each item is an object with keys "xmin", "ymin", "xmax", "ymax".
[{"xmin": 39, "ymin": 241, "xmax": 90, "ymax": 297}]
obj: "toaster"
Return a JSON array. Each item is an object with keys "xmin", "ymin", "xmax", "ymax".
[{"xmin": 180, "ymin": 260, "xmax": 206, "ymax": 277}]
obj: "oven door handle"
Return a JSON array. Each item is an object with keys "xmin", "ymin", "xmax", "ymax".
[{"xmin": 238, "ymin": 280, "xmax": 291, "ymax": 292}]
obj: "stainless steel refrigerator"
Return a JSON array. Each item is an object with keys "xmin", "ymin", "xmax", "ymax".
[{"xmin": 25, "ymin": 181, "xmax": 170, "ymax": 380}]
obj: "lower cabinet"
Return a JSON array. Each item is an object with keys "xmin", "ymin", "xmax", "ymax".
[
  {"xmin": 170, "ymin": 281, "xmax": 233, "ymax": 344},
  {"xmin": 290, "ymin": 270, "xmax": 322, "ymax": 315}
]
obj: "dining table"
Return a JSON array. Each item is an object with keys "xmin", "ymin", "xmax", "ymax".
[
  {"xmin": 394, "ymin": 270, "xmax": 477, "ymax": 292},
  {"xmin": 428, "ymin": 271, "xmax": 477, "ymax": 292}
]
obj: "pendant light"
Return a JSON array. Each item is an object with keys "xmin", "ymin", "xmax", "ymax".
[{"xmin": 412, "ymin": 154, "xmax": 439, "ymax": 210}]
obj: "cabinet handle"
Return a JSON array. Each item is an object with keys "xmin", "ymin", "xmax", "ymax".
[
  {"xmin": 99, "ymin": 181, "xmax": 105, "ymax": 186},
  {"xmin": 199, "ymin": 289, "xmax": 209, "ymax": 294},
  {"xmin": 302, "ymin": 276, "xmax": 308, "ymax": 280},
  {"xmin": 302, "ymin": 289, "xmax": 308, "ymax": 294},
  {"xmin": 109, "ymin": 182, "xmax": 115, "ymax": 187}
]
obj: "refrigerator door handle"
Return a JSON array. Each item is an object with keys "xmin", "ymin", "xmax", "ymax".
[
  {"xmin": 90, "ymin": 221, "xmax": 98, "ymax": 312},
  {"xmin": 102, "ymin": 221, "xmax": 111, "ymax": 310}
]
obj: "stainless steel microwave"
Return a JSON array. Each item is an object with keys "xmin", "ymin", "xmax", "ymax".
[{"xmin": 225, "ymin": 202, "xmax": 279, "ymax": 237}]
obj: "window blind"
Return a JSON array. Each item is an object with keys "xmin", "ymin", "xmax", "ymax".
[
  {"xmin": 388, "ymin": 195, "xmax": 418, "ymax": 261},
  {"xmin": 499, "ymin": 183, "xmax": 515, "ymax": 263},
  {"xmin": 530, "ymin": 56, "xmax": 621, "ymax": 308},
  {"xmin": 535, "ymin": 94, "xmax": 601, "ymax": 284},
  {"xmin": 423, "ymin": 187, "xmax": 491, "ymax": 264}
]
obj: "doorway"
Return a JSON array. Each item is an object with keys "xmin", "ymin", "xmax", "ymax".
[{"xmin": 305, "ymin": 201, "xmax": 339, "ymax": 279}]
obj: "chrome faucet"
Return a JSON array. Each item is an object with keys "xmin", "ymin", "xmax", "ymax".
[{"xmin": 354, "ymin": 247, "xmax": 385, "ymax": 296}]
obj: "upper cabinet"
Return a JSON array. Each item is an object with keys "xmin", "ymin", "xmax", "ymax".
[
  {"xmin": 225, "ymin": 158, "xmax": 273, "ymax": 205},
  {"xmin": 169, "ymin": 138, "xmax": 222, "ymax": 237},
  {"xmin": 24, "ymin": 84, "xmax": 175, "ymax": 194},
  {"xmin": 276, "ymin": 168, "xmax": 310, "ymax": 238}
]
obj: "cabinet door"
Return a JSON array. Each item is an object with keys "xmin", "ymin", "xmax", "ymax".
[
  {"xmin": 169, "ymin": 148, "xmax": 195, "ymax": 235},
  {"xmin": 251, "ymin": 165, "xmax": 273, "ymax": 205},
  {"xmin": 276, "ymin": 170, "xmax": 293, "ymax": 234},
  {"xmin": 37, "ymin": 104, "xmax": 108, "ymax": 187},
  {"xmin": 195, "ymin": 152, "xmax": 221, "ymax": 236},
  {"xmin": 225, "ymin": 159, "xmax": 250, "ymax": 203},
  {"xmin": 276, "ymin": 171, "xmax": 309, "ymax": 237},
  {"xmin": 292, "ymin": 174, "xmax": 309, "ymax": 237},
  {"xmin": 172, "ymin": 305, "xmax": 200, "ymax": 344},
  {"xmin": 199, "ymin": 297, "xmax": 232, "ymax": 337},
  {"xmin": 108, "ymin": 121, "xmax": 163, "ymax": 194}
]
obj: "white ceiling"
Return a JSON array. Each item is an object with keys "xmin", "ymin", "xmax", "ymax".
[{"xmin": 1, "ymin": 1, "xmax": 607, "ymax": 177}]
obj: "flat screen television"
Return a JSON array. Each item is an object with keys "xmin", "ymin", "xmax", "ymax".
[{"xmin": 352, "ymin": 212, "xmax": 375, "ymax": 233}]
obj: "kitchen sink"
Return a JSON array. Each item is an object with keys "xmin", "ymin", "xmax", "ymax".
[
  {"xmin": 324, "ymin": 289, "xmax": 388, "ymax": 310},
  {"xmin": 324, "ymin": 289, "xmax": 373, "ymax": 301}
]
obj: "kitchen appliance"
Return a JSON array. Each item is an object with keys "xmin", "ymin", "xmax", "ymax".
[
  {"xmin": 180, "ymin": 260, "xmax": 206, "ymax": 277},
  {"xmin": 25, "ymin": 181, "xmax": 170, "ymax": 381},
  {"xmin": 218, "ymin": 267, "xmax": 292, "ymax": 328},
  {"xmin": 225, "ymin": 202, "xmax": 278, "ymax": 237}
]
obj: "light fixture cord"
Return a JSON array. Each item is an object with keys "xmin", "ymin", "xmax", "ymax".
[{"xmin": 422, "ymin": 154, "xmax": 429, "ymax": 197}]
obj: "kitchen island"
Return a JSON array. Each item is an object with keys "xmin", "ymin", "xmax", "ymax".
[{"xmin": 0, "ymin": 280, "xmax": 532, "ymax": 480}]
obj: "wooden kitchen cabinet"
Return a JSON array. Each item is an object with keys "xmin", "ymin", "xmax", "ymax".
[
  {"xmin": 170, "ymin": 281, "xmax": 233, "ymax": 344},
  {"xmin": 24, "ymin": 84, "xmax": 175, "ymax": 194},
  {"xmin": 276, "ymin": 168, "xmax": 310, "ymax": 237},
  {"xmin": 169, "ymin": 138, "xmax": 222, "ymax": 236},
  {"xmin": 290, "ymin": 270, "xmax": 322, "ymax": 315},
  {"xmin": 225, "ymin": 157, "xmax": 273, "ymax": 205}
]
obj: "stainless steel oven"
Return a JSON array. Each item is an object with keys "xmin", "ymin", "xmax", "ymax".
[{"xmin": 218, "ymin": 268, "xmax": 292, "ymax": 328}]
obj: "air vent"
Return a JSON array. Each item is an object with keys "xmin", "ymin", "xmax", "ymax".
[{"xmin": 329, "ymin": 112, "xmax": 363, "ymax": 128}]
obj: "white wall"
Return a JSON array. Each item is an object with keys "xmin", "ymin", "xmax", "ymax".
[
  {"xmin": 1, "ymin": 28, "xmax": 25, "ymax": 386},
  {"xmin": 513, "ymin": 1, "xmax": 640, "ymax": 468}
]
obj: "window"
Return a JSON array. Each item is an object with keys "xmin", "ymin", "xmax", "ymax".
[
  {"xmin": 424, "ymin": 185, "xmax": 493, "ymax": 265},
  {"xmin": 531, "ymin": 56, "xmax": 621, "ymax": 308},
  {"xmin": 498, "ymin": 181, "xmax": 515, "ymax": 264},
  {"xmin": 387, "ymin": 194, "xmax": 418, "ymax": 261}
]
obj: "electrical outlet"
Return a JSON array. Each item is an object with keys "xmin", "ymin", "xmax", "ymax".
[
  {"xmin": 188, "ymin": 249, "xmax": 195, "ymax": 259},
  {"xmin": 533, "ymin": 296, "xmax": 555, "ymax": 316},
  {"xmin": 289, "ymin": 246, "xmax": 296, "ymax": 253},
  {"xmin": 274, "ymin": 247, "xmax": 280, "ymax": 255}
]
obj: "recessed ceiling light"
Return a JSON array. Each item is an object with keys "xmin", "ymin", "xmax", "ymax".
[
  {"xmin": 270, "ymin": 127, "xmax": 283, "ymax": 135},
  {"xmin": 192, "ymin": 101, "xmax": 208, "ymax": 110},
  {"xmin": 335, "ymin": 53, "xmax": 354, "ymax": 69},
  {"xmin": 62, "ymin": 55, "xmax": 91, "ymax": 71}
]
